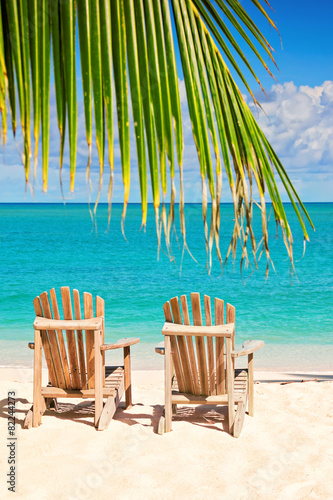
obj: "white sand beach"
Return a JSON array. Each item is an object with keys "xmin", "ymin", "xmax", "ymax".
[{"xmin": 0, "ymin": 368, "xmax": 332, "ymax": 500}]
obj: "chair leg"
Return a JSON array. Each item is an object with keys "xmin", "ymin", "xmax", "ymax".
[
  {"xmin": 24, "ymin": 396, "xmax": 55, "ymax": 429},
  {"xmin": 23, "ymin": 408, "xmax": 33, "ymax": 429},
  {"xmin": 226, "ymin": 338, "xmax": 235, "ymax": 435},
  {"xmin": 124, "ymin": 346, "xmax": 132, "ymax": 409},
  {"xmin": 248, "ymin": 353, "xmax": 254, "ymax": 416},
  {"xmin": 33, "ymin": 329, "xmax": 43, "ymax": 427},
  {"xmin": 164, "ymin": 336, "xmax": 172, "ymax": 433},
  {"xmin": 158, "ymin": 415, "xmax": 165, "ymax": 435},
  {"xmin": 98, "ymin": 377, "xmax": 125, "ymax": 431},
  {"xmin": 94, "ymin": 329, "xmax": 103, "ymax": 428},
  {"xmin": 49, "ymin": 398, "xmax": 59, "ymax": 411},
  {"xmin": 233, "ymin": 402, "xmax": 246, "ymax": 438}
]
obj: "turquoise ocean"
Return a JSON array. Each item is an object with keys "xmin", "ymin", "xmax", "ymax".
[{"xmin": 0, "ymin": 202, "xmax": 332, "ymax": 372}]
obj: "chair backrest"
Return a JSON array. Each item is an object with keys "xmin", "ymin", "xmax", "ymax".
[
  {"xmin": 33, "ymin": 286, "xmax": 105, "ymax": 391},
  {"xmin": 163, "ymin": 293, "xmax": 235, "ymax": 397}
]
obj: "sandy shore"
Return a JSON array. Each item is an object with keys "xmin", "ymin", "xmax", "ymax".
[{"xmin": 0, "ymin": 369, "xmax": 332, "ymax": 499}]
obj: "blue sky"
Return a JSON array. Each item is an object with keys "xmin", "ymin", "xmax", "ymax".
[
  {"xmin": 234, "ymin": 0, "xmax": 333, "ymax": 89},
  {"xmin": 0, "ymin": 0, "xmax": 332, "ymax": 204}
]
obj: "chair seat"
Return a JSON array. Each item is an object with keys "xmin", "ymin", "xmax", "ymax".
[
  {"xmin": 171, "ymin": 368, "xmax": 248, "ymax": 404},
  {"xmin": 41, "ymin": 365, "xmax": 124, "ymax": 399}
]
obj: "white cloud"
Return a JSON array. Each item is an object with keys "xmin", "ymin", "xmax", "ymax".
[{"xmin": 250, "ymin": 81, "xmax": 333, "ymax": 176}]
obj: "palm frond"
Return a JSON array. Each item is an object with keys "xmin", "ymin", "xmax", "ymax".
[{"xmin": 0, "ymin": 0, "xmax": 314, "ymax": 274}]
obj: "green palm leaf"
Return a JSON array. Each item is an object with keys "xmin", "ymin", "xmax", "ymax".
[
  {"xmin": 5, "ymin": 0, "xmax": 27, "ymax": 177},
  {"xmin": 77, "ymin": 0, "xmax": 92, "ymax": 173},
  {"xmin": 99, "ymin": 0, "xmax": 114, "ymax": 221},
  {"xmin": 40, "ymin": 0, "xmax": 50, "ymax": 190},
  {"xmin": 28, "ymin": 0, "xmax": 41, "ymax": 175},
  {"xmin": 99, "ymin": 0, "xmax": 113, "ymax": 174},
  {"xmin": 18, "ymin": 0, "xmax": 31, "ymax": 180},
  {"xmin": 111, "ymin": 0, "xmax": 130, "ymax": 230},
  {"xmin": 60, "ymin": 0, "xmax": 77, "ymax": 191},
  {"xmin": 1, "ymin": 4, "xmax": 16, "ymax": 137},
  {"xmin": 0, "ymin": 8, "xmax": 7, "ymax": 143},
  {"xmin": 134, "ymin": 0, "xmax": 160, "ymax": 234},
  {"xmin": 124, "ymin": 0, "xmax": 148, "ymax": 227},
  {"xmin": 90, "ymin": 0, "xmax": 104, "ymax": 184},
  {"xmin": 50, "ymin": 0, "xmax": 66, "ymax": 172}
]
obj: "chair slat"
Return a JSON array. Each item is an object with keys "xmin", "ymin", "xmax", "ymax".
[
  {"xmin": 61, "ymin": 287, "xmax": 81, "ymax": 390},
  {"xmin": 163, "ymin": 301, "xmax": 173, "ymax": 322},
  {"xmin": 204, "ymin": 295, "xmax": 215, "ymax": 395},
  {"xmin": 96, "ymin": 296, "xmax": 105, "ymax": 385},
  {"xmin": 170, "ymin": 297, "xmax": 193, "ymax": 394},
  {"xmin": 170, "ymin": 336, "xmax": 186, "ymax": 393},
  {"xmin": 40, "ymin": 292, "xmax": 66, "ymax": 389},
  {"xmin": 84, "ymin": 292, "xmax": 95, "ymax": 389},
  {"xmin": 170, "ymin": 297, "xmax": 182, "ymax": 324},
  {"xmin": 215, "ymin": 298, "xmax": 225, "ymax": 394},
  {"xmin": 163, "ymin": 301, "xmax": 186, "ymax": 394},
  {"xmin": 73, "ymin": 289, "xmax": 87, "ymax": 389},
  {"xmin": 227, "ymin": 303, "xmax": 236, "ymax": 350},
  {"xmin": 191, "ymin": 293, "xmax": 209, "ymax": 396},
  {"xmin": 181, "ymin": 295, "xmax": 200, "ymax": 395},
  {"xmin": 227, "ymin": 303, "xmax": 236, "ymax": 373},
  {"xmin": 33, "ymin": 296, "xmax": 58, "ymax": 387},
  {"xmin": 50, "ymin": 288, "xmax": 72, "ymax": 389}
]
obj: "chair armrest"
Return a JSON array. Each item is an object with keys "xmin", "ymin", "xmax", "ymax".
[
  {"xmin": 100, "ymin": 337, "xmax": 140, "ymax": 351},
  {"xmin": 28, "ymin": 342, "xmax": 35, "ymax": 350},
  {"xmin": 155, "ymin": 341, "xmax": 165, "ymax": 355},
  {"xmin": 231, "ymin": 340, "xmax": 264, "ymax": 358}
]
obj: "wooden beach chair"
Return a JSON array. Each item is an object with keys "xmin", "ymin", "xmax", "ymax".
[
  {"xmin": 156, "ymin": 293, "xmax": 264, "ymax": 437},
  {"xmin": 24, "ymin": 287, "xmax": 139, "ymax": 430}
]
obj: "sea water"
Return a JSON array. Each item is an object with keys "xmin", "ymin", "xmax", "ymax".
[{"xmin": 0, "ymin": 202, "xmax": 332, "ymax": 372}]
